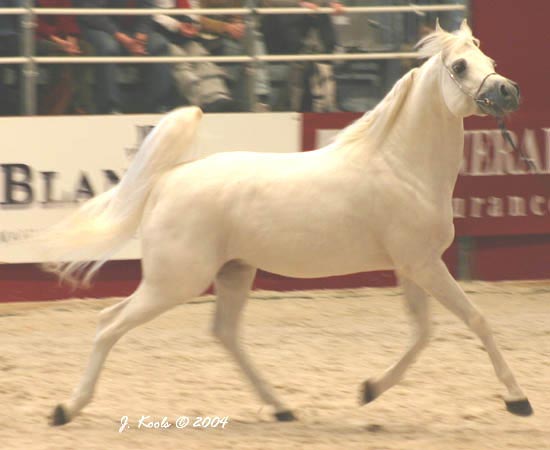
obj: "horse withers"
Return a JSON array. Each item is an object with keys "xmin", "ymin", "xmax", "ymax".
[{"xmin": 41, "ymin": 20, "xmax": 531, "ymax": 426}]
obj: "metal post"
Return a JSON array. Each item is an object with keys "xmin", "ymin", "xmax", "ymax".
[
  {"xmin": 244, "ymin": 0, "xmax": 257, "ymax": 111},
  {"xmin": 457, "ymin": 236, "xmax": 474, "ymax": 280},
  {"xmin": 21, "ymin": 0, "xmax": 37, "ymax": 115}
]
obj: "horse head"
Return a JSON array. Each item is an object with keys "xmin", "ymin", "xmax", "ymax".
[{"xmin": 416, "ymin": 19, "xmax": 520, "ymax": 118}]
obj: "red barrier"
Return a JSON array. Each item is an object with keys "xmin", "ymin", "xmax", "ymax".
[{"xmin": 0, "ymin": 245, "xmax": 457, "ymax": 302}]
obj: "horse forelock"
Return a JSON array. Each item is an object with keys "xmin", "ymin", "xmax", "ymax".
[{"xmin": 415, "ymin": 27, "xmax": 480, "ymax": 60}]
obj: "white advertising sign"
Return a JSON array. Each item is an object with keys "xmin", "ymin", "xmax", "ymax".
[{"xmin": 0, "ymin": 112, "xmax": 301, "ymax": 263}]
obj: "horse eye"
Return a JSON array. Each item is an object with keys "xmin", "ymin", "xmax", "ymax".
[{"xmin": 452, "ymin": 59, "xmax": 467, "ymax": 75}]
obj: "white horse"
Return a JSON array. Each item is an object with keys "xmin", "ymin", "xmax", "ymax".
[{"xmin": 42, "ymin": 21, "xmax": 532, "ymax": 426}]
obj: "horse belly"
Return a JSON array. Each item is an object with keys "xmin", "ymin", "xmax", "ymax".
[{"xmin": 231, "ymin": 226, "xmax": 393, "ymax": 278}]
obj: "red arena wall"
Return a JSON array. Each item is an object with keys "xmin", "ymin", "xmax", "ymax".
[{"xmin": 465, "ymin": 0, "xmax": 550, "ymax": 280}]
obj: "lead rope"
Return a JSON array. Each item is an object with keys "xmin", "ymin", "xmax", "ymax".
[{"xmin": 496, "ymin": 117, "xmax": 537, "ymax": 173}]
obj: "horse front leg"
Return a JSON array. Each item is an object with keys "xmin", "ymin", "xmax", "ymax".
[
  {"xmin": 406, "ymin": 258, "xmax": 532, "ymax": 416},
  {"xmin": 361, "ymin": 275, "xmax": 431, "ymax": 405}
]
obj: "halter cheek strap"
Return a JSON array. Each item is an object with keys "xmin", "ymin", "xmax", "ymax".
[
  {"xmin": 441, "ymin": 54, "xmax": 498, "ymax": 107},
  {"xmin": 441, "ymin": 55, "xmax": 536, "ymax": 173}
]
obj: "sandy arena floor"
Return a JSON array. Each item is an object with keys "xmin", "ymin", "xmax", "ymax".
[{"xmin": 1, "ymin": 281, "xmax": 549, "ymax": 450}]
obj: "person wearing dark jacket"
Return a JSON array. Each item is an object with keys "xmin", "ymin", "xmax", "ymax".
[
  {"xmin": 259, "ymin": 0, "xmax": 342, "ymax": 111},
  {"xmin": 260, "ymin": 0, "xmax": 341, "ymax": 56},
  {"xmin": 36, "ymin": 0, "xmax": 95, "ymax": 114},
  {"xmin": 76, "ymin": 0, "xmax": 172, "ymax": 113},
  {"xmin": 0, "ymin": 0, "xmax": 19, "ymax": 56},
  {"xmin": 0, "ymin": 0, "xmax": 21, "ymax": 115}
]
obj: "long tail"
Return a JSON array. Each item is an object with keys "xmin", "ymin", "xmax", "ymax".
[{"xmin": 39, "ymin": 106, "xmax": 203, "ymax": 286}]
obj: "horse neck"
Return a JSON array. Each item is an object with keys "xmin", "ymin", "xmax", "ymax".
[{"xmin": 383, "ymin": 56, "xmax": 464, "ymax": 195}]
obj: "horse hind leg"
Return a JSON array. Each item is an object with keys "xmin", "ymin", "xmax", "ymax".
[
  {"xmin": 360, "ymin": 275, "xmax": 431, "ymax": 405},
  {"xmin": 51, "ymin": 282, "xmax": 187, "ymax": 426},
  {"xmin": 212, "ymin": 260, "xmax": 296, "ymax": 422}
]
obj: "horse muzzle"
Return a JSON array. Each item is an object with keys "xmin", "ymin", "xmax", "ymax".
[{"xmin": 477, "ymin": 76, "xmax": 521, "ymax": 116}]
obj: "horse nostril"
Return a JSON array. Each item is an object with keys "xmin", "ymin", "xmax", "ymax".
[{"xmin": 500, "ymin": 84, "xmax": 509, "ymax": 97}]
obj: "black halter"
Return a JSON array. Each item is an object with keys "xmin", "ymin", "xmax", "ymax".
[{"xmin": 442, "ymin": 56, "xmax": 536, "ymax": 173}]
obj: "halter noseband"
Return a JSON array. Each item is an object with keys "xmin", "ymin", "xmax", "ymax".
[
  {"xmin": 441, "ymin": 55, "xmax": 536, "ymax": 172},
  {"xmin": 441, "ymin": 54, "xmax": 499, "ymax": 111}
]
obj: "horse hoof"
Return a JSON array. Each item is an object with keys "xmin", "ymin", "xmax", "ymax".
[
  {"xmin": 505, "ymin": 399, "xmax": 533, "ymax": 416},
  {"xmin": 360, "ymin": 380, "xmax": 378, "ymax": 405},
  {"xmin": 51, "ymin": 404, "xmax": 70, "ymax": 426},
  {"xmin": 274, "ymin": 410, "xmax": 297, "ymax": 422}
]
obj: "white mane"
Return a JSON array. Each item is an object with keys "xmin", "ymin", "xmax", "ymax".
[
  {"xmin": 332, "ymin": 68, "xmax": 417, "ymax": 152},
  {"xmin": 332, "ymin": 20, "xmax": 479, "ymax": 153}
]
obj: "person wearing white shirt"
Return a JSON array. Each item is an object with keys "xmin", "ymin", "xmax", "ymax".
[{"xmin": 153, "ymin": 0, "xmax": 234, "ymax": 112}]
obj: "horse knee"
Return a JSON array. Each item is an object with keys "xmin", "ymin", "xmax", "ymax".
[
  {"xmin": 409, "ymin": 304, "xmax": 431, "ymax": 347},
  {"xmin": 212, "ymin": 320, "xmax": 236, "ymax": 349},
  {"xmin": 468, "ymin": 311, "xmax": 490, "ymax": 335},
  {"xmin": 93, "ymin": 322, "xmax": 125, "ymax": 349},
  {"xmin": 417, "ymin": 323, "xmax": 431, "ymax": 347},
  {"xmin": 409, "ymin": 319, "xmax": 430, "ymax": 353},
  {"xmin": 97, "ymin": 306, "xmax": 117, "ymax": 329},
  {"xmin": 97, "ymin": 299, "xmax": 129, "ymax": 330},
  {"xmin": 212, "ymin": 321, "xmax": 225, "ymax": 342}
]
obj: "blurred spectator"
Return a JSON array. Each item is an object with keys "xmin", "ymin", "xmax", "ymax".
[
  {"xmin": 76, "ymin": 0, "xmax": 172, "ymax": 113},
  {"xmin": 36, "ymin": 0, "xmax": 95, "ymax": 114},
  {"xmin": 199, "ymin": 0, "xmax": 270, "ymax": 111},
  {"xmin": 0, "ymin": 0, "xmax": 19, "ymax": 56},
  {"xmin": 332, "ymin": 0, "xmax": 404, "ymax": 112},
  {"xmin": 403, "ymin": 0, "xmax": 466, "ymax": 44},
  {"xmin": 260, "ymin": 0, "xmax": 342, "ymax": 111},
  {"xmin": 261, "ymin": 0, "xmax": 340, "ymax": 55},
  {"xmin": 423, "ymin": 0, "xmax": 465, "ymax": 33},
  {"xmin": 0, "ymin": 0, "xmax": 21, "ymax": 115},
  {"xmin": 152, "ymin": 0, "xmax": 233, "ymax": 111},
  {"xmin": 334, "ymin": 0, "xmax": 404, "ymax": 51},
  {"xmin": 331, "ymin": 0, "xmax": 464, "ymax": 112}
]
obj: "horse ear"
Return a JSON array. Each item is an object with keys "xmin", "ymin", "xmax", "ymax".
[
  {"xmin": 435, "ymin": 17, "xmax": 444, "ymax": 33},
  {"xmin": 459, "ymin": 19, "xmax": 472, "ymax": 36}
]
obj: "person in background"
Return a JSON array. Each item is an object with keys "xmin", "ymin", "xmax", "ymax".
[
  {"xmin": 260, "ymin": 0, "xmax": 343, "ymax": 55},
  {"xmin": 424, "ymin": 0, "xmax": 465, "ymax": 34},
  {"xmin": 0, "ymin": 0, "xmax": 19, "ymax": 56},
  {"xmin": 76, "ymin": 0, "xmax": 172, "ymax": 113},
  {"xmin": 402, "ymin": 0, "xmax": 466, "ymax": 44},
  {"xmin": 260, "ymin": 0, "xmax": 343, "ymax": 111},
  {"xmin": 152, "ymin": 0, "xmax": 233, "ymax": 112},
  {"xmin": 0, "ymin": 0, "xmax": 21, "ymax": 115},
  {"xmin": 36, "ymin": 0, "xmax": 95, "ymax": 114},
  {"xmin": 199, "ymin": 0, "xmax": 270, "ymax": 111}
]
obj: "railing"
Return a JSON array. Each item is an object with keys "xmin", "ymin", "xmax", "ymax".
[{"xmin": 0, "ymin": 2, "xmax": 467, "ymax": 115}]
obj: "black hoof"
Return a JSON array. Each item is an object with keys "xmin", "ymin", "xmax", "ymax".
[
  {"xmin": 360, "ymin": 380, "xmax": 378, "ymax": 405},
  {"xmin": 274, "ymin": 410, "xmax": 297, "ymax": 422},
  {"xmin": 51, "ymin": 404, "xmax": 69, "ymax": 426},
  {"xmin": 505, "ymin": 399, "xmax": 533, "ymax": 416}
]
